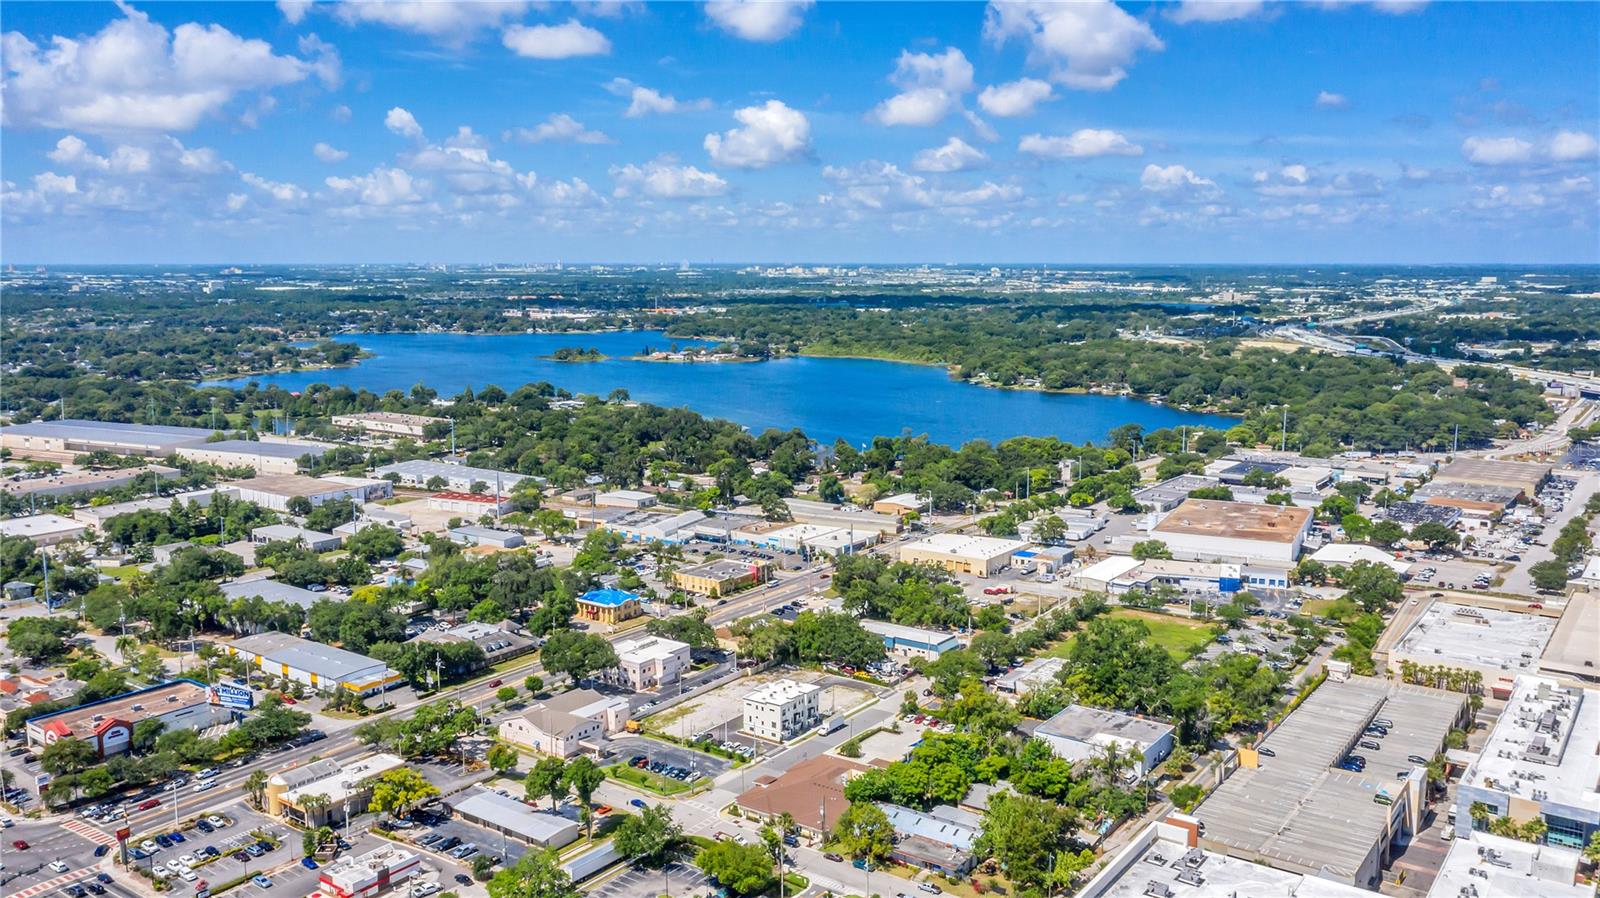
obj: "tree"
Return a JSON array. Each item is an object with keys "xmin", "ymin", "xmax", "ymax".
[
  {"xmin": 645, "ymin": 613, "xmax": 719, "ymax": 648},
  {"xmin": 299, "ymin": 792, "xmax": 333, "ymax": 824},
  {"xmin": 614, "ymin": 804, "xmax": 684, "ymax": 867},
  {"xmin": 1530, "ymin": 560, "xmax": 1570, "ymax": 593},
  {"xmin": 39, "ymin": 737, "xmax": 97, "ymax": 777},
  {"xmin": 1369, "ymin": 519, "xmax": 1406, "ymax": 548},
  {"xmin": 830, "ymin": 802, "xmax": 893, "ymax": 863},
  {"xmin": 1031, "ymin": 515, "xmax": 1066, "ymax": 544},
  {"xmin": 694, "ymin": 841, "xmax": 774, "ymax": 896},
  {"xmin": 539, "ymin": 631, "xmax": 619, "ymax": 683},
  {"xmin": 977, "ymin": 793, "xmax": 1074, "ymax": 890},
  {"xmin": 368, "ymin": 767, "xmax": 441, "ymax": 820},
  {"xmin": 564, "ymin": 756, "xmax": 605, "ymax": 816},
  {"xmin": 527, "ymin": 757, "xmax": 568, "ymax": 811},
  {"xmin": 496, "ymin": 686, "xmax": 518, "ymax": 704},
  {"xmin": 486, "ymin": 849, "xmax": 581, "ymax": 898},
  {"xmin": 1410, "ymin": 522, "xmax": 1459, "ymax": 552},
  {"xmin": 244, "ymin": 769, "xmax": 270, "ymax": 808},
  {"xmin": 1341, "ymin": 561, "xmax": 1403, "ymax": 612},
  {"xmin": 1169, "ymin": 783, "xmax": 1204, "ymax": 812},
  {"xmin": 346, "ymin": 525, "xmax": 404, "ymax": 562},
  {"xmin": 487, "ymin": 744, "xmax": 519, "ymax": 774},
  {"xmin": 1131, "ymin": 539, "xmax": 1172, "ymax": 561},
  {"xmin": 523, "ymin": 675, "xmax": 544, "ymax": 694}
]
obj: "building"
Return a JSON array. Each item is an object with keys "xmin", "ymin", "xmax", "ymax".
[
  {"xmin": 899, "ymin": 533, "xmax": 1028, "ymax": 578},
  {"xmin": 230, "ymin": 474, "xmax": 379, "ymax": 512},
  {"xmin": 416, "ymin": 621, "xmax": 535, "ymax": 666},
  {"xmin": 613, "ymin": 636, "xmax": 692, "ymax": 691},
  {"xmin": 24, "ymin": 679, "xmax": 233, "ymax": 757},
  {"xmin": 250, "ymin": 523, "xmax": 342, "ymax": 552},
  {"xmin": 317, "ymin": 846, "xmax": 421, "ymax": 898},
  {"xmin": 603, "ymin": 509, "xmax": 705, "ymax": 544},
  {"xmin": 447, "ymin": 789, "xmax": 581, "ymax": 849},
  {"xmin": 872, "ymin": 493, "xmax": 926, "ymax": 516},
  {"xmin": 877, "ymin": 804, "xmax": 982, "ymax": 875},
  {"xmin": 686, "ymin": 514, "xmax": 765, "ymax": 543},
  {"xmin": 371, "ymin": 459, "xmax": 530, "ymax": 494},
  {"xmin": 446, "ymin": 526, "xmax": 524, "ymax": 549},
  {"xmin": 1432, "ymin": 458, "xmax": 1552, "ymax": 500},
  {"xmin": 498, "ymin": 688, "xmax": 630, "ymax": 757},
  {"xmin": 1150, "ymin": 499, "xmax": 1313, "ymax": 565},
  {"xmin": 1133, "ymin": 475, "xmax": 1225, "ymax": 514},
  {"xmin": 1308, "ymin": 543, "xmax": 1411, "ymax": 575},
  {"xmin": 1412, "ymin": 481, "xmax": 1521, "ymax": 524},
  {"xmin": 1454, "ymin": 675, "xmax": 1599, "ymax": 850},
  {"xmin": 672, "ymin": 558, "xmax": 772, "ymax": 597},
  {"xmin": 1112, "ymin": 558, "xmax": 1247, "ymax": 597},
  {"xmin": 428, "ymin": 491, "xmax": 514, "ymax": 516},
  {"xmin": 219, "ymin": 578, "xmax": 325, "ymax": 612},
  {"xmin": 1009, "ymin": 546, "xmax": 1074, "ymax": 574},
  {"xmin": 0, "ymin": 419, "xmax": 211, "ymax": 460},
  {"xmin": 1, "ymin": 465, "xmax": 180, "ymax": 499},
  {"xmin": 0, "ymin": 513, "xmax": 87, "ymax": 546},
  {"xmin": 330, "ymin": 412, "xmax": 446, "ymax": 438},
  {"xmin": 177, "ymin": 439, "xmax": 329, "ymax": 475},
  {"xmin": 1386, "ymin": 603, "xmax": 1555, "ymax": 685},
  {"xmin": 1540, "ymin": 593, "xmax": 1599, "ymax": 686},
  {"xmin": 1196, "ymin": 675, "xmax": 1467, "ymax": 888},
  {"xmin": 1379, "ymin": 501, "xmax": 1463, "ymax": 531},
  {"xmin": 266, "ymin": 753, "xmax": 406, "ymax": 826},
  {"xmin": 1034, "ymin": 704, "xmax": 1175, "ymax": 776},
  {"xmin": 734, "ymin": 755, "xmax": 868, "ymax": 838},
  {"xmin": 227, "ymin": 632, "xmax": 403, "ymax": 695},
  {"xmin": 781, "ymin": 498, "xmax": 901, "ymax": 535},
  {"xmin": 576, "ymin": 588, "xmax": 641, "ymax": 624},
  {"xmin": 743, "ymin": 679, "xmax": 821, "ymax": 742},
  {"xmin": 1070, "ymin": 555, "xmax": 1145, "ymax": 592},
  {"xmin": 595, "ymin": 489, "xmax": 657, "ymax": 509},
  {"xmin": 860, "ymin": 620, "xmax": 962, "ymax": 660},
  {"xmin": 1426, "ymin": 830, "xmax": 1591, "ymax": 898},
  {"xmin": 994, "ymin": 656, "xmax": 1068, "ymax": 695},
  {"xmin": 70, "ymin": 487, "xmax": 229, "ymax": 528}
]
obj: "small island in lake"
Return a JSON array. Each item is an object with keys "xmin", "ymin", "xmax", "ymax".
[{"xmin": 545, "ymin": 346, "xmax": 607, "ymax": 362}]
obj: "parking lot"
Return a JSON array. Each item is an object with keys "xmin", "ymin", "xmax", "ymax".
[
  {"xmin": 604, "ymin": 735, "xmax": 733, "ymax": 780},
  {"xmin": 126, "ymin": 807, "xmax": 290, "ymax": 893},
  {"xmin": 403, "ymin": 812, "xmax": 527, "ymax": 869},
  {"xmin": 638, "ymin": 670, "xmax": 875, "ymax": 746},
  {"xmin": 590, "ymin": 860, "xmax": 708, "ymax": 898}
]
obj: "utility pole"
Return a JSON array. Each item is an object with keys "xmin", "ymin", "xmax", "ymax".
[{"xmin": 1280, "ymin": 407, "xmax": 1289, "ymax": 452}]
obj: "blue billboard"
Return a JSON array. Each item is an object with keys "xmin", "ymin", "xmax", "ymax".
[{"xmin": 209, "ymin": 682, "xmax": 254, "ymax": 710}]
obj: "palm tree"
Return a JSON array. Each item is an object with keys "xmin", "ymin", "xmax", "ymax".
[
  {"xmin": 115, "ymin": 635, "xmax": 138, "ymax": 662},
  {"xmin": 298, "ymin": 792, "xmax": 332, "ymax": 827},
  {"xmin": 244, "ymin": 770, "xmax": 270, "ymax": 809}
]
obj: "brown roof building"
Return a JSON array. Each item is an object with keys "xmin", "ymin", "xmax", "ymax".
[
  {"xmin": 734, "ymin": 754, "xmax": 868, "ymax": 837},
  {"xmin": 1149, "ymin": 499, "xmax": 1314, "ymax": 564}
]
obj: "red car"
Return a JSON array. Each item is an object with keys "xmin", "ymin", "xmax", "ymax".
[
  {"xmin": 278, "ymin": 694, "xmax": 296, "ymax": 704},
  {"xmin": 488, "ymin": 679, "xmax": 503, "ymax": 688},
  {"xmin": 12, "ymin": 839, "xmax": 28, "ymax": 850},
  {"xmin": 138, "ymin": 798, "xmax": 161, "ymax": 810},
  {"xmin": 1528, "ymin": 602, "xmax": 1544, "ymax": 609}
]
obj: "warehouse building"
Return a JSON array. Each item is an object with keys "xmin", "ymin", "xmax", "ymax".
[
  {"xmin": 219, "ymin": 578, "xmax": 325, "ymax": 612},
  {"xmin": 1150, "ymin": 499, "xmax": 1313, "ymax": 565},
  {"xmin": 446, "ymin": 525, "xmax": 524, "ymax": 549},
  {"xmin": 329, "ymin": 412, "xmax": 446, "ymax": 438},
  {"xmin": 229, "ymin": 473, "xmax": 380, "ymax": 512},
  {"xmin": 1307, "ymin": 543, "xmax": 1411, "ymax": 575},
  {"xmin": 250, "ymin": 523, "xmax": 342, "ymax": 551},
  {"xmin": 1070, "ymin": 555, "xmax": 1145, "ymax": 592},
  {"xmin": 1133, "ymin": 475, "xmax": 1224, "ymax": 514},
  {"xmin": 72, "ymin": 487, "xmax": 230, "ymax": 528},
  {"xmin": 860, "ymin": 619, "xmax": 962, "ymax": 660},
  {"xmin": 1377, "ymin": 500, "xmax": 1462, "ymax": 531},
  {"xmin": 994, "ymin": 657, "xmax": 1067, "ymax": 695},
  {"xmin": 1540, "ymin": 594, "xmax": 1600, "ymax": 687},
  {"xmin": 672, "ymin": 558, "xmax": 772, "ymax": 597},
  {"xmin": 427, "ymin": 491, "xmax": 514, "ymax": 516},
  {"xmin": 227, "ymin": 632, "xmax": 402, "ymax": 695},
  {"xmin": 595, "ymin": 489, "xmax": 657, "ymax": 509},
  {"xmin": 0, "ymin": 419, "xmax": 211, "ymax": 460},
  {"xmin": 743, "ymin": 679, "xmax": 821, "ymax": 742},
  {"xmin": 603, "ymin": 508, "xmax": 705, "ymax": 544},
  {"xmin": 781, "ymin": 498, "xmax": 902, "ymax": 535},
  {"xmin": 177, "ymin": 439, "xmax": 329, "ymax": 475},
  {"xmin": 498, "ymin": 688, "xmax": 630, "ymax": 757},
  {"xmin": 614, "ymin": 636, "xmax": 692, "ymax": 690},
  {"xmin": 1454, "ymin": 675, "xmax": 1599, "ymax": 850},
  {"xmin": 872, "ymin": 493, "xmax": 926, "ymax": 516},
  {"xmin": 2, "ymin": 465, "xmax": 180, "ymax": 499},
  {"xmin": 1432, "ymin": 458, "xmax": 1552, "ymax": 500},
  {"xmin": 576, "ymin": 588, "xmax": 641, "ymax": 624},
  {"xmin": 448, "ymin": 789, "xmax": 581, "ymax": 849},
  {"xmin": 267, "ymin": 753, "xmax": 406, "ymax": 827},
  {"xmin": 1387, "ymin": 602, "xmax": 1555, "ymax": 685},
  {"xmin": 0, "ymin": 513, "xmax": 87, "ymax": 546},
  {"xmin": 899, "ymin": 533, "xmax": 1028, "ymax": 578},
  {"xmin": 1034, "ymin": 704, "xmax": 1175, "ymax": 776},
  {"xmin": 1412, "ymin": 481, "xmax": 1520, "ymax": 524},
  {"xmin": 371, "ymin": 459, "xmax": 530, "ymax": 494},
  {"xmin": 25, "ymin": 679, "xmax": 233, "ymax": 757}
]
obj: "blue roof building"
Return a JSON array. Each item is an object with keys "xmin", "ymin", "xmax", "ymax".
[{"xmin": 576, "ymin": 588, "xmax": 642, "ymax": 624}]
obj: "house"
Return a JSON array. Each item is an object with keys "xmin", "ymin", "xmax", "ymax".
[
  {"xmin": 498, "ymin": 689, "xmax": 630, "ymax": 757},
  {"xmin": 576, "ymin": 588, "xmax": 641, "ymax": 624},
  {"xmin": 613, "ymin": 636, "xmax": 692, "ymax": 691},
  {"xmin": 734, "ymin": 755, "xmax": 868, "ymax": 838},
  {"xmin": 1034, "ymin": 704, "xmax": 1175, "ymax": 777},
  {"xmin": 877, "ymin": 804, "xmax": 982, "ymax": 875}
]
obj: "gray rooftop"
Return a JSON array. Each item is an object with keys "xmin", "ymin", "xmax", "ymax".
[
  {"xmin": 0, "ymin": 419, "xmax": 211, "ymax": 447},
  {"xmin": 448, "ymin": 789, "xmax": 580, "ymax": 843},
  {"xmin": 229, "ymin": 631, "xmax": 388, "ymax": 680},
  {"xmin": 1036, "ymin": 703, "xmax": 1174, "ymax": 749},
  {"xmin": 373, "ymin": 459, "xmax": 528, "ymax": 488},
  {"xmin": 1392, "ymin": 602, "xmax": 1554, "ymax": 674},
  {"xmin": 194, "ymin": 439, "xmax": 329, "ymax": 459},
  {"xmin": 218, "ymin": 579, "xmax": 325, "ymax": 610}
]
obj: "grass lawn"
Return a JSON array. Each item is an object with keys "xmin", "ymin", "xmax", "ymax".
[
  {"xmin": 1299, "ymin": 598, "xmax": 1340, "ymax": 618},
  {"xmin": 605, "ymin": 764, "xmax": 696, "ymax": 796},
  {"xmin": 1045, "ymin": 608, "xmax": 1213, "ymax": 660},
  {"xmin": 99, "ymin": 564, "xmax": 146, "ymax": 582}
]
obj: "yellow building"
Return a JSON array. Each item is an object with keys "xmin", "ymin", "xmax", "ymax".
[
  {"xmin": 672, "ymin": 558, "xmax": 773, "ymax": 597},
  {"xmin": 575, "ymin": 589, "xmax": 641, "ymax": 624}
]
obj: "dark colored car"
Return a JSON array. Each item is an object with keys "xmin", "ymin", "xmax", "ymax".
[
  {"xmin": 94, "ymin": 845, "xmax": 109, "ymax": 857},
  {"xmin": 301, "ymin": 858, "xmax": 319, "ymax": 870},
  {"xmin": 86, "ymin": 883, "xmax": 106, "ymax": 895},
  {"xmin": 195, "ymin": 820, "xmax": 215, "ymax": 833},
  {"xmin": 454, "ymin": 875, "xmax": 472, "ymax": 886},
  {"xmin": 96, "ymin": 874, "xmax": 114, "ymax": 885},
  {"xmin": 12, "ymin": 839, "xmax": 29, "ymax": 850},
  {"xmin": 824, "ymin": 852, "xmax": 844, "ymax": 862}
]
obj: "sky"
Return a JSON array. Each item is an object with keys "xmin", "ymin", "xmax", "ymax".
[{"xmin": 2, "ymin": 0, "xmax": 1597, "ymax": 265}]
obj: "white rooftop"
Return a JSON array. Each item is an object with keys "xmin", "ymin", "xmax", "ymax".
[
  {"xmin": 1083, "ymin": 831, "xmax": 1373, "ymax": 898},
  {"xmin": 904, "ymin": 532, "xmax": 1027, "ymax": 559},
  {"xmin": 859, "ymin": 619, "xmax": 960, "ymax": 647},
  {"xmin": 1075, "ymin": 555, "xmax": 1144, "ymax": 583},
  {"xmin": 1427, "ymin": 831, "xmax": 1589, "ymax": 898},
  {"xmin": 0, "ymin": 514, "xmax": 84, "ymax": 539},
  {"xmin": 281, "ymin": 753, "xmax": 405, "ymax": 806},
  {"xmin": 1460, "ymin": 675, "xmax": 1600, "ymax": 817},
  {"xmin": 614, "ymin": 635, "xmax": 690, "ymax": 664},
  {"xmin": 1308, "ymin": 543, "xmax": 1410, "ymax": 574},
  {"xmin": 1393, "ymin": 603, "xmax": 1555, "ymax": 674},
  {"xmin": 745, "ymin": 678, "xmax": 821, "ymax": 706}
]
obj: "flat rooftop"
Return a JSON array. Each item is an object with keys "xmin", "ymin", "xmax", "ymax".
[
  {"xmin": 1461, "ymin": 676, "xmax": 1600, "ymax": 817},
  {"xmin": 334, "ymin": 411, "xmax": 445, "ymax": 425},
  {"xmin": 1392, "ymin": 602, "xmax": 1554, "ymax": 674},
  {"xmin": 1433, "ymin": 458, "xmax": 1551, "ymax": 489},
  {"xmin": 1196, "ymin": 676, "xmax": 1464, "ymax": 881},
  {"xmin": 1087, "ymin": 835, "xmax": 1371, "ymax": 898},
  {"xmin": 0, "ymin": 419, "xmax": 211, "ymax": 446},
  {"xmin": 860, "ymin": 619, "xmax": 960, "ymax": 647},
  {"xmin": 615, "ymin": 636, "xmax": 689, "ymax": 663},
  {"xmin": 230, "ymin": 632, "xmax": 388, "ymax": 680},
  {"xmin": 219, "ymin": 578, "xmax": 324, "ymax": 609},
  {"xmin": 1540, "ymin": 593, "xmax": 1600, "ymax": 684},
  {"xmin": 904, "ymin": 532, "xmax": 1027, "ymax": 559},
  {"xmin": 1, "ymin": 465, "xmax": 179, "ymax": 495},
  {"xmin": 1153, "ymin": 499, "xmax": 1311, "ymax": 543},
  {"xmin": 373, "ymin": 459, "xmax": 528, "ymax": 487},
  {"xmin": 0, "ymin": 514, "xmax": 85, "ymax": 538},
  {"xmin": 1036, "ymin": 704, "xmax": 1174, "ymax": 749},
  {"xmin": 746, "ymin": 678, "xmax": 821, "ymax": 706},
  {"xmin": 281, "ymin": 753, "xmax": 405, "ymax": 806},
  {"xmin": 189, "ymin": 439, "xmax": 328, "ymax": 459},
  {"xmin": 233, "ymin": 474, "xmax": 356, "ymax": 498},
  {"xmin": 1429, "ymin": 832, "xmax": 1590, "ymax": 898},
  {"xmin": 680, "ymin": 558, "xmax": 764, "ymax": 579},
  {"xmin": 27, "ymin": 680, "xmax": 211, "ymax": 737},
  {"xmin": 448, "ymin": 789, "xmax": 578, "ymax": 843},
  {"xmin": 1412, "ymin": 481, "xmax": 1521, "ymax": 505}
]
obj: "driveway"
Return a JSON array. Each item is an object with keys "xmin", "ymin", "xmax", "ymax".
[{"xmin": 590, "ymin": 861, "xmax": 708, "ymax": 898}]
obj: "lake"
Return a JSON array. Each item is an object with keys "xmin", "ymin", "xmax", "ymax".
[{"xmin": 206, "ymin": 331, "xmax": 1235, "ymax": 448}]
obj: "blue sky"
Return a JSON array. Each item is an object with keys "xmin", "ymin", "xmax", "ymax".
[{"xmin": 2, "ymin": 0, "xmax": 1597, "ymax": 264}]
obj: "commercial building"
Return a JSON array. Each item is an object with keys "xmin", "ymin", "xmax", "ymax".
[
  {"xmin": 1150, "ymin": 499, "xmax": 1313, "ymax": 565},
  {"xmin": 734, "ymin": 755, "xmax": 868, "ymax": 838},
  {"xmin": 416, "ymin": 621, "xmax": 535, "ymax": 666},
  {"xmin": 1196, "ymin": 676, "xmax": 1467, "ymax": 888},
  {"xmin": 685, "ymin": 514, "xmax": 765, "ymax": 543},
  {"xmin": 372, "ymin": 459, "xmax": 530, "ymax": 494},
  {"xmin": 743, "ymin": 679, "xmax": 821, "ymax": 742},
  {"xmin": 1540, "ymin": 593, "xmax": 1600, "ymax": 686},
  {"xmin": 266, "ymin": 753, "xmax": 406, "ymax": 827},
  {"xmin": 1379, "ymin": 501, "xmax": 1462, "ymax": 531},
  {"xmin": 1, "ymin": 465, "xmax": 180, "ymax": 499},
  {"xmin": 1009, "ymin": 546, "xmax": 1074, "ymax": 574},
  {"xmin": 427, "ymin": 491, "xmax": 514, "ymax": 516},
  {"xmin": 1133, "ymin": 475, "xmax": 1224, "ymax": 514},
  {"xmin": 1034, "ymin": 704, "xmax": 1175, "ymax": 777},
  {"xmin": 0, "ymin": 513, "xmax": 87, "ymax": 546},
  {"xmin": 230, "ymin": 474, "xmax": 380, "ymax": 512},
  {"xmin": 1209, "ymin": 457, "xmax": 1336, "ymax": 492},
  {"xmin": 1426, "ymin": 830, "xmax": 1591, "ymax": 898},
  {"xmin": 1455, "ymin": 675, "xmax": 1599, "ymax": 850},
  {"xmin": 0, "ymin": 419, "xmax": 211, "ymax": 460},
  {"xmin": 781, "ymin": 498, "xmax": 901, "ymax": 535},
  {"xmin": 576, "ymin": 588, "xmax": 641, "ymax": 624},
  {"xmin": 672, "ymin": 558, "xmax": 772, "ymax": 596},
  {"xmin": 330, "ymin": 412, "xmax": 446, "ymax": 438},
  {"xmin": 1071, "ymin": 555, "xmax": 1145, "ymax": 592},
  {"xmin": 877, "ymin": 804, "xmax": 982, "ymax": 875},
  {"xmin": 317, "ymin": 846, "xmax": 421, "ymax": 898},
  {"xmin": 1387, "ymin": 603, "xmax": 1555, "ymax": 684},
  {"xmin": 498, "ymin": 688, "xmax": 630, "ymax": 757},
  {"xmin": 251, "ymin": 523, "xmax": 342, "ymax": 552},
  {"xmin": 860, "ymin": 619, "xmax": 962, "ymax": 660},
  {"xmin": 71, "ymin": 487, "xmax": 229, "ymax": 528},
  {"xmin": 1412, "ymin": 481, "xmax": 1521, "ymax": 523},
  {"xmin": 177, "ymin": 439, "xmax": 329, "ymax": 475},
  {"xmin": 872, "ymin": 493, "xmax": 926, "ymax": 516},
  {"xmin": 752, "ymin": 523, "xmax": 878, "ymax": 555},
  {"xmin": 595, "ymin": 489, "xmax": 657, "ymax": 509},
  {"xmin": 899, "ymin": 533, "xmax": 1028, "ymax": 578},
  {"xmin": 24, "ymin": 679, "xmax": 233, "ymax": 757},
  {"xmin": 447, "ymin": 526, "xmax": 524, "ymax": 549},
  {"xmin": 219, "ymin": 578, "xmax": 325, "ymax": 612},
  {"xmin": 603, "ymin": 509, "xmax": 705, "ymax": 544},
  {"xmin": 1308, "ymin": 543, "xmax": 1411, "ymax": 575},
  {"xmin": 1432, "ymin": 458, "xmax": 1552, "ymax": 500},
  {"xmin": 613, "ymin": 636, "xmax": 692, "ymax": 691},
  {"xmin": 227, "ymin": 632, "xmax": 403, "ymax": 695},
  {"xmin": 994, "ymin": 657, "xmax": 1067, "ymax": 695},
  {"xmin": 447, "ymin": 789, "xmax": 581, "ymax": 849},
  {"xmin": 1116, "ymin": 559, "xmax": 1248, "ymax": 597}
]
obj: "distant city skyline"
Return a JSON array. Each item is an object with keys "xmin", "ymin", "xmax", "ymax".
[{"xmin": 2, "ymin": 1, "xmax": 1597, "ymax": 264}]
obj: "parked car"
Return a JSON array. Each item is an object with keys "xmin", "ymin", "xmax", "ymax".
[
  {"xmin": 823, "ymin": 852, "xmax": 844, "ymax": 862},
  {"xmin": 301, "ymin": 858, "xmax": 319, "ymax": 870},
  {"xmin": 251, "ymin": 875, "xmax": 273, "ymax": 888}
]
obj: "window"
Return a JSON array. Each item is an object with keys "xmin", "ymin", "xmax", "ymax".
[{"xmin": 1543, "ymin": 814, "xmax": 1586, "ymax": 848}]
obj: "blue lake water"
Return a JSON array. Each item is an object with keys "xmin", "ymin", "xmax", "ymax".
[{"xmin": 206, "ymin": 331, "xmax": 1235, "ymax": 448}]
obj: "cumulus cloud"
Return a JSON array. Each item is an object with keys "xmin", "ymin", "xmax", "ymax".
[
  {"xmin": 1316, "ymin": 90, "xmax": 1349, "ymax": 109},
  {"xmin": 976, "ymin": 78, "xmax": 1055, "ymax": 118},
  {"xmin": 983, "ymin": 0, "xmax": 1163, "ymax": 91},
  {"xmin": 331, "ymin": 0, "xmax": 530, "ymax": 41},
  {"xmin": 1140, "ymin": 163, "xmax": 1217, "ymax": 194},
  {"xmin": 1167, "ymin": 1, "xmax": 1270, "ymax": 23},
  {"xmin": 2, "ymin": 5, "xmax": 337, "ymax": 133},
  {"xmin": 312, "ymin": 141, "xmax": 349, "ymax": 162},
  {"xmin": 1019, "ymin": 129, "xmax": 1142, "ymax": 159},
  {"xmin": 508, "ymin": 113, "xmax": 611, "ymax": 144},
  {"xmin": 1549, "ymin": 130, "xmax": 1599, "ymax": 162},
  {"xmin": 277, "ymin": 0, "xmax": 313, "ymax": 25},
  {"xmin": 704, "ymin": 0, "xmax": 812, "ymax": 42},
  {"xmin": 822, "ymin": 160, "xmax": 1022, "ymax": 212},
  {"xmin": 606, "ymin": 78, "xmax": 712, "ymax": 117},
  {"xmin": 242, "ymin": 171, "xmax": 308, "ymax": 202},
  {"xmin": 1461, "ymin": 136, "xmax": 1533, "ymax": 166},
  {"xmin": 502, "ymin": 19, "xmax": 611, "ymax": 59},
  {"xmin": 912, "ymin": 137, "xmax": 989, "ymax": 173},
  {"xmin": 704, "ymin": 100, "xmax": 811, "ymax": 169},
  {"xmin": 870, "ymin": 47, "xmax": 975, "ymax": 127},
  {"xmin": 610, "ymin": 159, "xmax": 729, "ymax": 199},
  {"xmin": 1251, "ymin": 163, "xmax": 1386, "ymax": 198},
  {"xmin": 324, "ymin": 165, "xmax": 427, "ymax": 209},
  {"xmin": 385, "ymin": 107, "xmax": 424, "ymax": 140}
]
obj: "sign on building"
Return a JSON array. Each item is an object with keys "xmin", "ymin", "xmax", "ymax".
[{"xmin": 209, "ymin": 683, "xmax": 255, "ymax": 710}]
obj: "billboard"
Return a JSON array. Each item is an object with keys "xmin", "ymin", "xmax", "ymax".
[{"xmin": 209, "ymin": 682, "xmax": 254, "ymax": 710}]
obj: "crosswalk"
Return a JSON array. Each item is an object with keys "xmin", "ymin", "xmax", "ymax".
[
  {"xmin": 8, "ymin": 870, "xmax": 92, "ymax": 898},
  {"xmin": 61, "ymin": 819, "xmax": 120, "ymax": 847}
]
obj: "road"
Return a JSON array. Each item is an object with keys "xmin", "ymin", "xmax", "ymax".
[{"xmin": 1498, "ymin": 471, "xmax": 1596, "ymax": 597}]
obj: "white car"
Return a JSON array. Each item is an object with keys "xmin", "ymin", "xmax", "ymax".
[
  {"xmin": 207, "ymin": 815, "xmax": 227, "ymax": 828},
  {"xmin": 179, "ymin": 869, "xmax": 198, "ymax": 882},
  {"xmin": 49, "ymin": 860, "xmax": 70, "ymax": 873},
  {"xmin": 412, "ymin": 883, "xmax": 441, "ymax": 897},
  {"xmin": 180, "ymin": 855, "xmax": 198, "ymax": 867},
  {"xmin": 166, "ymin": 861, "xmax": 186, "ymax": 874},
  {"xmin": 141, "ymin": 840, "xmax": 160, "ymax": 853},
  {"xmin": 194, "ymin": 781, "xmax": 216, "ymax": 793},
  {"xmin": 0, "ymin": 815, "xmax": 12, "ymax": 827}
]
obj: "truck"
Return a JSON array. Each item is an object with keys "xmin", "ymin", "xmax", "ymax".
[{"xmin": 815, "ymin": 716, "xmax": 846, "ymax": 737}]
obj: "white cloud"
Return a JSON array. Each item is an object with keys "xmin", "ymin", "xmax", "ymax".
[
  {"xmin": 1281, "ymin": 163, "xmax": 1310, "ymax": 183},
  {"xmin": 385, "ymin": 107, "xmax": 424, "ymax": 140},
  {"xmin": 34, "ymin": 172, "xmax": 80, "ymax": 196},
  {"xmin": 1167, "ymin": 1, "xmax": 1270, "ymax": 23},
  {"xmin": 1140, "ymin": 163, "xmax": 1216, "ymax": 192},
  {"xmin": 325, "ymin": 165, "xmax": 426, "ymax": 207},
  {"xmin": 610, "ymin": 159, "xmax": 729, "ymax": 199},
  {"xmin": 242, "ymin": 171, "xmax": 308, "ymax": 202},
  {"xmin": 872, "ymin": 88, "xmax": 962, "ymax": 128},
  {"xmin": 912, "ymin": 137, "xmax": 989, "ymax": 173},
  {"xmin": 977, "ymin": 78, "xmax": 1055, "ymax": 117},
  {"xmin": 704, "ymin": 0, "xmax": 813, "ymax": 42},
  {"xmin": 332, "ymin": 0, "xmax": 530, "ymax": 41},
  {"xmin": 704, "ymin": 100, "xmax": 811, "ymax": 169},
  {"xmin": 606, "ymin": 78, "xmax": 712, "ymax": 117},
  {"xmin": 1462, "ymin": 136, "xmax": 1534, "ymax": 166},
  {"xmin": 277, "ymin": 0, "xmax": 313, "ymax": 25},
  {"xmin": 1316, "ymin": 90, "xmax": 1349, "ymax": 109},
  {"xmin": 312, "ymin": 141, "xmax": 348, "ymax": 162},
  {"xmin": 870, "ymin": 47, "xmax": 975, "ymax": 127},
  {"xmin": 983, "ymin": 0, "xmax": 1164, "ymax": 91},
  {"xmin": 502, "ymin": 19, "xmax": 611, "ymax": 59},
  {"xmin": 508, "ymin": 113, "xmax": 611, "ymax": 144},
  {"xmin": 1019, "ymin": 129, "xmax": 1142, "ymax": 159},
  {"xmin": 1549, "ymin": 130, "xmax": 1599, "ymax": 162},
  {"xmin": 2, "ymin": 5, "xmax": 336, "ymax": 133},
  {"xmin": 822, "ymin": 160, "xmax": 1021, "ymax": 212}
]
